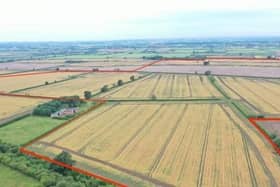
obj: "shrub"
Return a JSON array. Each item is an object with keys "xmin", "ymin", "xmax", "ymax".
[
  {"xmin": 130, "ymin": 75, "xmax": 135, "ymax": 81},
  {"xmin": 274, "ymin": 138, "xmax": 280, "ymax": 147},
  {"xmin": 270, "ymin": 133, "xmax": 277, "ymax": 140},
  {"xmin": 203, "ymin": 61, "xmax": 210, "ymax": 65},
  {"xmin": 117, "ymin": 80, "xmax": 123, "ymax": 86},
  {"xmin": 151, "ymin": 94, "xmax": 157, "ymax": 100},
  {"xmin": 100, "ymin": 85, "xmax": 109, "ymax": 93},
  {"xmin": 50, "ymin": 151, "xmax": 75, "ymax": 175},
  {"xmin": 84, "ymin": 91, "xmax": 92, "ymax": 99},
  {"xmin": 204, "ymin": 70, "xmax": 211, "ymax": 75}
]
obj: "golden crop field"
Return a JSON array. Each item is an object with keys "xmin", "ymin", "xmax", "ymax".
[
  {"xmin": 28, "ymin": 102, "xmax": 280, "ymax": 187},
  {"xmin": 218, "ymin": 77, "xmax": 280, "ymax": 114},
  {"xmin": 0, "ymin": 96, "xmax": 45, "ymax": 120},
  {"xmin": 101, "ymin": 74, "xmax": 221, "ymax": 99},
  {"xmin": 0, "ymin": 71, "xmax": 81, "ymax": 92},
  {"xmin": 20, "ymin": 72, "xmax": 138, "ymax": 97}
]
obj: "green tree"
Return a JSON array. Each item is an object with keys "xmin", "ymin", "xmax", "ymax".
[
  {"xmin": 50, "ymin": 151, "xmax": 75, "ymax": 174},
  {"xmin": 117, "ymin": 79, "xmax": 123, "ymax": 86},
  {"xmin": 130, "ymin": 75, "xmax": 135, "ymax": 81},
  {"xmin": 205, "ymin": 70, "xmax": 211, "ymax": 75},
  {"xmin": 101, "ymin": 85, "xmax": 109, "ymax": 92},
  {"xmin": 203, "ymin": 61, "xmax": 210, "ymax": 66},
  {"xmin": 84, "ymin": 91, "xmax": 92, "ymax": 99}
]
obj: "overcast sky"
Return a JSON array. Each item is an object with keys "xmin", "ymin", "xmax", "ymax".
[{"xmin": 0, "ymin": 0, "xmax": 280, "ymax": 41}]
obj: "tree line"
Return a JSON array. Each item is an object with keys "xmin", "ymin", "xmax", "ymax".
[
  {"xmin": 33, "ymin": 96, "xmax": 83, "ymax": 117},
  {"xmin": 0, "ymin": 141, "xmax": 112, "ymax": 187}
]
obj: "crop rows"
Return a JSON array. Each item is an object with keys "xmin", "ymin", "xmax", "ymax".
[
  {"xmin": 219, "ymin": 77, "xmax": 280, "ymax": 114},
  {"xmin": 20, "ymin": 72, "xmax": 138, "ymax": 97},
  {"xmin": 102, "ymin": 74, "xmax": 221, "ymax": 99},
  {"xmin": 28, "ymin": 103, "xmax": 280, "ymax": 186},
  {"xmin": 0, "ymin": 96, "xmax": 46, "ymax": 120},
  {"xmin": 0, "ymin": 71, "xmax": 80, "ymax": 92}
]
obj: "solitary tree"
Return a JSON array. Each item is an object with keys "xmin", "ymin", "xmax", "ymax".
[
  {"xmin": 45, "ymin": 81, "xmax": 49, "ymax": 85},
  {"xmin": 151, "ymin": 94, "xmax": 157, "ymax": 100},
  {"xmin": 50, "ymin": 151, "xmax": 75, "ymax": 174},
  {"xmin": 84, "ymin": 91, "xmax": 92, "ymax": 99},
  {"xmin": 130, "ymin": 75, "xmax": 135, "ymax": 81},
  {"xmin": 117, "ymin": 79, "xmax": 123, "ymax": 86},
  {"xmin": 204, "ymin": 70, "xmax": 211, "ymax": 75},
  {"xmin": 101, "ymin": 85, "xmax": 109, "ymax": 92},
  {"xmin": 203, "ymin": 61, "xmax": 210, "ymax": 66}
]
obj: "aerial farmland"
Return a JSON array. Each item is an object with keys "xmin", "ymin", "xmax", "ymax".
[{"xmin": 0, "ymin": 40, "xmax": 280, "ymax": 187}]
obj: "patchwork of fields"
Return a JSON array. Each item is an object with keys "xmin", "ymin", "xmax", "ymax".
[
  {"xmin": 0, "ymin": 58, "xmax": 280, "ymax": 187},
  {"xmin": 28, "ymin": 103, "xmax": 280, "ymax": 187},
  {"xmin": 102, "ymin": 74, "xmax": 221, "ymax": 99}
]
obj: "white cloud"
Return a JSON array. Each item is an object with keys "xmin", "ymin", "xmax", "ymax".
[{"xmin": 0, "ymin": 0, "xmax": 279, "ymax": 41}]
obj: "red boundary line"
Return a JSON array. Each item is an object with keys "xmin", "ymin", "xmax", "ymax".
[
  {"xmin": 248, "ymin": 117, "xmax": 280, "ymax": 155},
  {"xmin": 19, "ymin": 147, "xmax": 127, "ymax": 187}
]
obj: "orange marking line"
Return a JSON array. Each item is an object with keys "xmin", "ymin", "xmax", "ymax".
[{"xmin": 248, "ymin": 117, "xmax": 280, "ymax": 155}]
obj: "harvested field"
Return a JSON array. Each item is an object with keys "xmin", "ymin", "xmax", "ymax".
[
  {"xmin": 0, "ymin": 71, "xmax": 82, "ymax": 92},
  {"xmin": 101, "ymin": 74, "xmax": 221, "ymax": 99},
  {"xmin": 219, "ymin": 77, "xmax": 280, "ymax": 114},
  {"xmin": 0, "ymin": 62, "xmax": 61, "ymax": 70},
  {"xmin": 58, "ymin": 65, "xmax": 137, "ymax": 71},
  {"xmin": 0, "ymin": 96, "xmax": 45, "ymax": 120},
  {"xmin": 21, "ymin": 72, "xmax": 139, "ymax": 97},
  {"xmin": 64, "ymin": 59, "xmax": 149, "ymax": 67},
  {"xmin": 210, "ymin": 61, "xmax": 280, "ymax": 67},
  {"xmin": 143, "ymin": 65, "xmax": 280, "ymax": 78},
  {"xmin": 208, "ymin": 58, "xmax": 280, "ymax": 63},
  {"xmin": 28, "ymin": 102, "xmax": 280, "ymax": 187},
  {"xmin": 154, "ymin": 59, "xmax": 280, "ymax": 67}
]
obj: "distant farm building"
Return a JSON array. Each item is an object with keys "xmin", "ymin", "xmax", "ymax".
[{"xmin": 51, "ymin": 108, "xmax": 79, "ymax": 118}]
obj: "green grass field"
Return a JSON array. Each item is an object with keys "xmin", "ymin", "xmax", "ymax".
[
  {"xmin": 0, "ymin": 116, "xmax": 65, "ymax": 145},
  {"xmin": 0, "ymin": 164, "xmax": 41, "ymax": 187}
]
